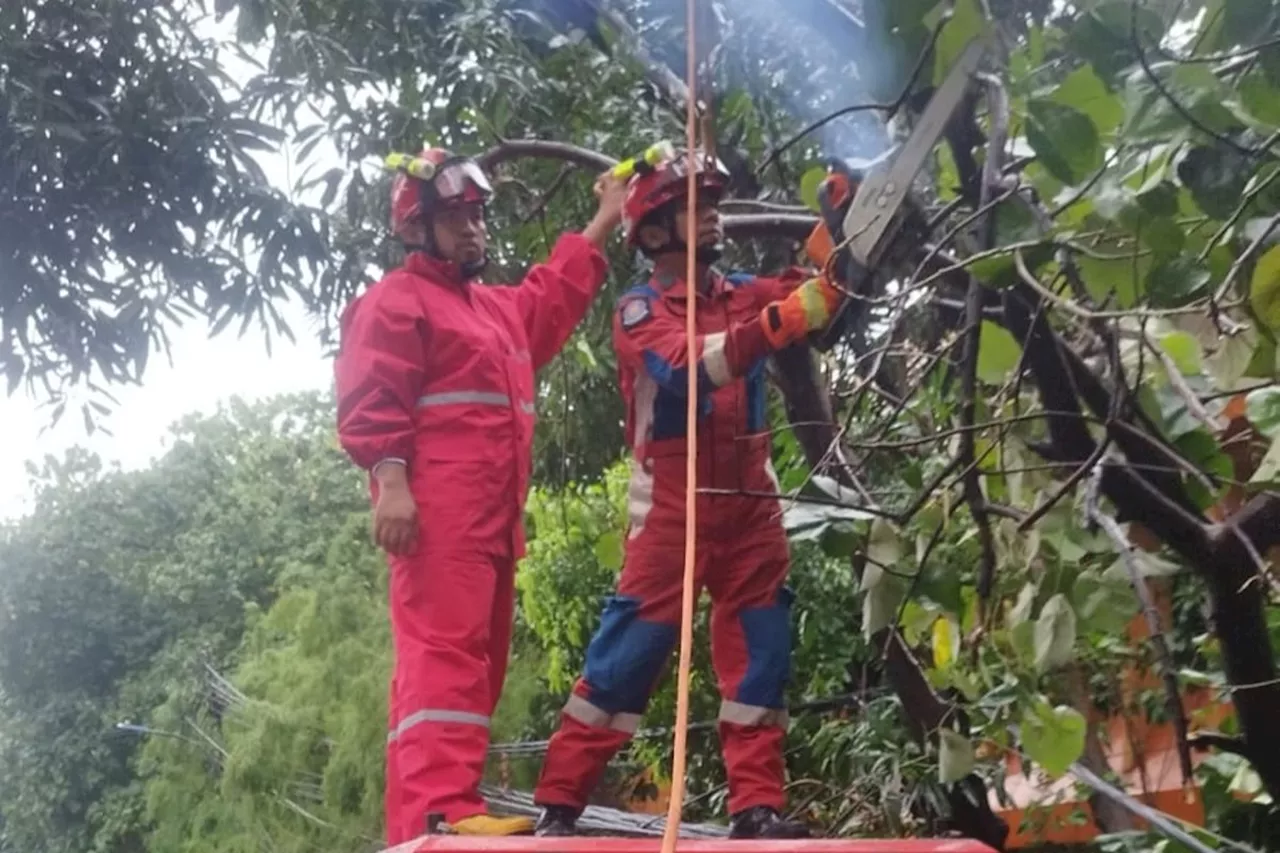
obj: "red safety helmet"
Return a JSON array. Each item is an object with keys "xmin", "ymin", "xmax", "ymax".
[
  {"xmin": 388, "ymin": 146, "xmax": 493, "ymax": 237},
  {"xmin": 622, "ymin": 148, "xmax": 730, "ymax": 248}
]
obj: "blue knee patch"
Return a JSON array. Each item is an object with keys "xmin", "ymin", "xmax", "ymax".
[
  {"xmin": 735, "ymin": 586, "xmax": 795, "ymax": 709},
  {"xmin": 583, "ymin": 595, "xmax": 677, "ymax": 715}
]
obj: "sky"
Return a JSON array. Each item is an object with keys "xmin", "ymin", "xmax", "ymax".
[
  {"xmin": 0, "ymin": 303, "xmax": 333, "ymax": 521},
  {"xmin": 0, "ymin": 15, "xmax": 343, "ymax": 522}
]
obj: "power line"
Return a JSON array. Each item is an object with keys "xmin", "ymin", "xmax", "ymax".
[
  {"xmin": 488, "ymin": 691, "xmax": 886, "ymax": 756},
  {"xmin": 481, "ymin": 787, "xmax": 728, "ymax": 838}
]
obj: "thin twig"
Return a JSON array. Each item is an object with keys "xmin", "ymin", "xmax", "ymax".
[
  {"xmin": 1142, "ymin": 331, "xmax": 1228, "ymax": 433},
  {"xmin": 1212, "ymin": 210, "xmax": 1280, "ymax": 305},
  {"xmin": 1130, "ymin": 1, "xmax": 1262, "ymax": 157},
  {"xmin": 1084, "ymin": 458, "xmax": 1195, "ymax": 788},
  {"xmin": 1015, "ymin": 436, "xmax": 1111, "ymax": 533}
]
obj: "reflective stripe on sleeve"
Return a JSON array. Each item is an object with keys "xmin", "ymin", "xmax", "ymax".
[
  {"xmin": 416, "ymin": 390, "xmax": 511, "ymax": 408},
  {"xmin": 702, "ymin": 332, "xmax": 733, "ymax": 387},
  {"xmin": 415, "ymin": 390, "xmax": 536, "ymax": 415}
]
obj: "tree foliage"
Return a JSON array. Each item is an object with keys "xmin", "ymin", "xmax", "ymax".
[
  {"xmin": 4, "ymin": 0, "xmax": 1280, "ymax": 850},
  {"xmin": 0, "ymin": 1, "xmax": 329, "ymax": 416}
]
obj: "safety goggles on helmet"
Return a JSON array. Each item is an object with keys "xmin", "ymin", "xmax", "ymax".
[
  {"xmin": 429, "ymin": 157, "xmax": 493, "ymax": 201},
  {"xmin": 385, "ymin": 151, "xmax": 492, "ymax": 203},
  {"xmin": 662, "ymin": 151, "xmax": 730, "ymax": 182}
]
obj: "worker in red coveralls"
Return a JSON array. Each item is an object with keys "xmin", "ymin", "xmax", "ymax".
[
  {"xmin": 333, "ymin": 145, "xmax": 628, "ymax": 843},
  {"xmin": 532, "ymin": 147, "xmax": 842, "ymax": 839}
]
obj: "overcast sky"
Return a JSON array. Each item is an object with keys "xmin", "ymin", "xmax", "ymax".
[{"xmin": 0, "ymin": 16, "xmax": 345, "ymax": 522}]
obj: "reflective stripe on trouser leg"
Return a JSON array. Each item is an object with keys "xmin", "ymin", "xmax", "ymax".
[
  {"xmin": 706, "ymin": 517, "xmax": 795, "ymax": 815},
  {"xmin": 534, "ymin": 587, "xmax": 679, "ymax": 808},
  {"xmin": 387, "ymin": 550, "xmax": 506, "ymax": 829}
]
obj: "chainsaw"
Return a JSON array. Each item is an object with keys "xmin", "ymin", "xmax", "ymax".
[{"xmin": 803, "ymin": 32, "xmax": 990, "ymax": 353}]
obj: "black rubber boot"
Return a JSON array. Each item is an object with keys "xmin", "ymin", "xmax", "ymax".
[
  {"xmin": 729, "ymin": 806, "xmax": 811, "ymax": 839},
  {"xmin": 534, "ymin": 805, "xmax": 581, "ymax": 837}
]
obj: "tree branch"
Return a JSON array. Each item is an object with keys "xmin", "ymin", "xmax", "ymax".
[
  {"xmin": 478, "ymin": 139, "xmax": 820, "ymax": 241},
  {"xmin": 1188, "ymin": 731, "xmax": 1256, "ymax": 763}
]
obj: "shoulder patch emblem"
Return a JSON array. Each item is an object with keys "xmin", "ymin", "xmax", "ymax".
[{"xmin": 619, "ymin": 297, "xmax": 653, "ymax": 329}]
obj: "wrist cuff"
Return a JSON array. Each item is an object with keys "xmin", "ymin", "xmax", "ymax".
[{"xmin": 371, "ymin": 458, "xmax": 408, "ymax": 476}]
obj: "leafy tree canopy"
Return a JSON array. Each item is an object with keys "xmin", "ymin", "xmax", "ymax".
[{"xmin": 3, "ymin": 0, "xmax": 1280, "ymax": 850}]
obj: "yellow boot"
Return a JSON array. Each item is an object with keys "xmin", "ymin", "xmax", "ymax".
[{"xmin": 449, "ymin": 814, "xmax": 536, "ymax": 836}]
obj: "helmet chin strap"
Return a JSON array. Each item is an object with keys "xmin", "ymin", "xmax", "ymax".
[
  {"xmin": 650, "ymin": 209, "xmax": 723, "ymax": 265},
  {"xmin": 406, "ymin": 215, "xmax": 488, "ymax": 279}
]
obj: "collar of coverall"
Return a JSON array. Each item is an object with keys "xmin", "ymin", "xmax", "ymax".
[
  {"xmin": 404, "ymin": 248, "xmax": 475, "ymax": 288},
  {"xmin": 650, "ymin": 267, "xmax": 732, "ymax": 301}
]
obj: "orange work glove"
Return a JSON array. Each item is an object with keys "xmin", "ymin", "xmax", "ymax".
[{"xmin": 760, "ymin": 276, "xmax": 842, "ymax": 349}]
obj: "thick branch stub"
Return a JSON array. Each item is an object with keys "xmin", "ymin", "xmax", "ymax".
[{"xmin": 478, "ymin": 139, "xmax": 820, "ymax": 242}]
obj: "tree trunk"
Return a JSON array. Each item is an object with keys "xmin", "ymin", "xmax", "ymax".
[{"xmin": 770, "ymin": 345, "xmax": 1011, "ymax": 852}]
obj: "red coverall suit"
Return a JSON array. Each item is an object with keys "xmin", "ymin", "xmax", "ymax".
[
  {"xmin": 533, "ymin": 264, "xmax": 808, "ymax": 817},
  {"xmin": 335, "ymin": 223, "xmax": 607, "ymax": 842}
]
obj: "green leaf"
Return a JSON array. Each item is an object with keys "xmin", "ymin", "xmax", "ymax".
[
  {"xmin": 573, "ymin": 337, "xmax": 599, "ymax": 371},
  {"xmin": 1072, "ymin": 569, "xmax": 1135, "ymax": 635},
  {"xmin": 932, "ymin": 0, "xmax": 987, "ymax": 85},
  {"xmin": 799, "ymin": 166, "xmax": 827, "ymax": 213},
  {"xmin": 861, "ymin": 563, "xmax": 909, "ymax": 640},
  {"xmin": 1050, "ymin": 64, "xmax": 1123, "ymax": 137},
  {"xmin": 1010, "ymin": 619, "xmax": 1036, "ymax": 664},
  {"xmin": 861, "ymin": 519, "xmax": 909, "ymax": 639},
  {"xmin": 1239, "ymin": 67, "xmax": 1280, "ymax": 125},
  {"xmin": 1249, "ymin": 244, "xmax": 1280, "ymax": 333},
  {"xmin": 1177, "ymin": 144, "xmax": 1253, "ymax": 220},
  {"xmin": 1025, "ymin": 100, "xmax": 1103, "ymax": 185},
  {"xmin": 819, "ymin": 522, "xmax": 860, "ymax": 559},
  {"xmin": 783, "ymin": 500, "xmax": 874, "ymax": 540},
  {"xmin": 1021, "ymin": 700, "xmax": 1087, "ymax": 778},
  {"xmin": 969, "ymin": 243, "xmax": 1053, "ymax": 289},
  {"xmin": 1119, "ymin": 65, "xmax": 1242, "ymax": 147},
  {"xmin": 593, "ymin": 531, "xmax": 622, "ymax": 571},
  {"xmin": 1221, "ymin": 0, "xmax": 1276, "ymax": 47},
  {"xmin": 938, "ymin": 729, "xmax": 975, "ymax": 784},
  {"xmin": 1068, "ymin": 3, "xmax": 1166, "ymax": 85},
  {"xmin": 1204, "ymin": 325, "xmax": 1260, "ymax": 388},
  {"xmin": 1245, "ymin": 387, "xmax": 1280, "ymax": 438},
  {"xmin": 1138, "ymin": 181, "xmax": 1180, "ymax": 217},
  {"xmin": 1229, "ymin": 761, "xmax": 1268, "ymax": 803},
  {"xmin": 1145, "ymin": 254, "xmax": 1211, "ymax": 308},
  {"xmin": 1033, "ymin": 593, "xmax": 1077, "ymax": 671},
  {"xmin": 1008, "ymin": 582, "xmax": 1037, "ymax": 629},
  {"xmin": 1104, "ymin": 550, "xmax": 1183, "ymax": 584},
  {"xmin": 1167, "ymin": 65, "xmax": 1247, "ymax": 136},
  {"xmin": 902, "ymin": 599, "xmax": 942, "ymax": 646},
  {"xmin": 1249, "ymin": 436, "xmax": 1280, "ymax": 486},
  {"xmin": 932, "ymin": 614, "xmax": 961, "ymax": 671},
  {"xmin": 976, "ymin": 320, "xmax": 1023, "ymax": 385},
  {"xmin": 1158, "ymin": 331, "xmax": 1203, "ymax": 375},
  {"xmin": 1077, "ymin": 247, "xmax": 1152, "ymax": 309},
  {"xmin": 1134, "ymin": 215, "xmax": 1186, "ymax": 261},
  {"xmin": 1122, "ymin": 70, "xmax": 1192, "ymax": 144},
  {"xmin": 866, "ymin": 516, "xmax": 903, "ymax": 568},
  {"xmin": 1172, "ymin": 428, "xmax": 1234, "ymax": 510}
]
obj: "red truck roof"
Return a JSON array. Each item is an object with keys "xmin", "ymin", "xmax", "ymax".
[{"xmin": 403, "ymin": 838, "xmax": 998, "ymax": 853}]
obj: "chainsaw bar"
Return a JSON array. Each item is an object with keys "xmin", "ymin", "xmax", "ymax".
[{"xmin": 840, "ymin": 33, "xmax": 989, "ymax": 269}]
